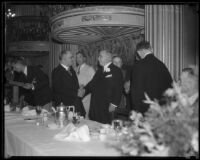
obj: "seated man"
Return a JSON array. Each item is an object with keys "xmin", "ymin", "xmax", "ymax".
[{"xmin": 12, "ymin": 57, "xmax": 52, "ymax": 110}]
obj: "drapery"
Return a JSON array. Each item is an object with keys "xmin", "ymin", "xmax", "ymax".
[
  {"xmin": 78, "ymin": 33, "xmax": 144, "ymax": 70},
  {"xmin": 145, "ymin": 5, "xmax": 184, "ymax": 81}
]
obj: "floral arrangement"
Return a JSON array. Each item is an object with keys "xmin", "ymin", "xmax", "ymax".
[
  {"xmin": 109, "ymin": 67, "xmax": 199, "ymax": 157},
  {"xmin": 144, "ymin": 82, "xmax": 199, "ymax": 157}
]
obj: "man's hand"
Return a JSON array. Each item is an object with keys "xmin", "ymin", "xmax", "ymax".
[
  {"xmin": 77, "ymin": 86, "xmax": 85, "ymax": 97},
  {"xmin": 109, "ymin": 103, "xmax": 116, "ymax": 112},
  {"xmin": 23, "ymin": 83, "xmax": 34, "ymax": 90},
  {"xmin": 124, "ymin": 80, "xmax": 130, "ymax": 94}
]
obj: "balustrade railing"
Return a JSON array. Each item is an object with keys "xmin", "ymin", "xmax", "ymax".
[{"xmin": 6, "ymin": 16, "xmax": 50, "ymax": 42}]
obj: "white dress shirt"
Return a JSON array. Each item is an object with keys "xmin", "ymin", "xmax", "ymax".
[
  {"xmin": 77, "ymin": 63, "xmax": 95, "ymax": 119},
  {"xmin": 103, "ymin": 62, "xmax": 112, "ymax": 72},
  {"xmin": 60, "ymin": 63, "xmax": 69, "ymax": 71},
  {"xmin": 24, "ymin": 66, "xmax": 35, "ymax": 90},
  {"xmin": 24, "ymin": 66, "xmax": 27, "ymax": 76}
]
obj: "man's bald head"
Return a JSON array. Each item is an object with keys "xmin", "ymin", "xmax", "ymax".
[{"xmin": 98, "ymin": 50, "xmax": 112, "ymax": 67}]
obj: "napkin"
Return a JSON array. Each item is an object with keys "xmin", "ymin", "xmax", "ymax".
[
  {"xmin": 22, "ymin": 107, "xmax": 48, "ymax": 117},
  {"xmin": 54, "ymin": 123, "xmax": 91, "ymax": 142},
  {"xmin": 41, "ymin": 109, "xmax": 49, "ymax": 114},
  {"xmin": 48, "ymin": 123, "xmax": 59, "ymax": 130},
  {"xmin": 22, "ymin": 107, "xmax": 37, "ymax": 117},
  {"xmin": 5, "ymin": 104, "xmax": 11, "ymax": 112}
]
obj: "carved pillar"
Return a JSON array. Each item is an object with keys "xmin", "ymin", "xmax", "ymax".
[{"xmin": 145, "ymin": 5, "xmax": 184, "ymax": 81}]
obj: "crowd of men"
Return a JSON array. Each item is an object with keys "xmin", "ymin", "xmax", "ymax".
[{"xmin": 5, "ymin": 41, "xmax": 198, "ymax": 124}]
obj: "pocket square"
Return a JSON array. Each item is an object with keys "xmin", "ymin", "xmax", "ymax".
[{"xmin": 105, "ymin": 74, "xmax": 112, "ymax": 78}]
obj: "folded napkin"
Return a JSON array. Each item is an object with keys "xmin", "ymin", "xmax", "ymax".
[
  {"xmin": 54, "ymin": 123, "xmax": 91, "ymax": 142},
  {"xmin": 22, "ymin": 107, "xmax": 37, "ymax": 117},
  {"xmin": 5, "ymin": 104, "xmax": 11, "ymax": 112},
  {"xmin": 22, "ymin": 107, "xmax": 49, "ymax": 117}
]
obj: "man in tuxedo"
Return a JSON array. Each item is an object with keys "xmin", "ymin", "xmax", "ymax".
[
  {"xmin": 79, "ymin": 50, "xmax": 123, "ymax": 124},
  {"xmin": 76, "ymin": 52, "xmax": 95, "ymax": 119},
  {"xmin": 52, "ymin": 50, "xmax": 86, "ymax": 116},
  {"xmin": 12, "ymin": 57, "xmax": 52, "ymax": 109},
  {"xmin": 131, "ymin": 41, "xmax": 173, "ymax": 115}
]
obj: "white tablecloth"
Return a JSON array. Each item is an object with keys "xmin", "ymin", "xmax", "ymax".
[{"xmin": 5, "ymin": 112, "xmax": 120, "ymax": 157}]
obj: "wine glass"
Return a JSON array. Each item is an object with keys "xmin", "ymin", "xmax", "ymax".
[
  {"xmin": 111, "ymin": 119, "xmax": 123, "ymax": 141},
  {"xmin": 112, "ymin": 119, "xmax": 123, "ymax": 131}
]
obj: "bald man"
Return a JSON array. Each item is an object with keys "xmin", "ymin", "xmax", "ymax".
[{"xmin": 80, "ymin": 50, "xmax": 123, "ymax": 124}]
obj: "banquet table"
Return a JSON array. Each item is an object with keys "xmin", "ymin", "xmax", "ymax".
[{"xmin": 4, "ymin": 112, "xmax": 121, "ymax": 157}]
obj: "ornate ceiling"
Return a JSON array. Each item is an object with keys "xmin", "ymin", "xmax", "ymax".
[{"xmin": 50, "ymin": 6, "xmax": 144, "ymax": 45}]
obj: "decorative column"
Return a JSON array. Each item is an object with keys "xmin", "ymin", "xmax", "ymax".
[{"xmin": 145, "ymin": 5, "xmax": 184, "ymax": 81}]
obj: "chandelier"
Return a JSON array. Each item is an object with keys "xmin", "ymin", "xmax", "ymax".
[{"xmin": 6, "ymin": 8, "xmax": 16, "ymax": 18}]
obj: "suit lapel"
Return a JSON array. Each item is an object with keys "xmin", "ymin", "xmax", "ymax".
[{"xmin": 60, "ymin": 65, "xmax": 74, "ymax": 82}]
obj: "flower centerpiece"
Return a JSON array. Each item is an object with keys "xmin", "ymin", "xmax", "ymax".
[{"xmin": 109, "ymin": 66, "xmax": 199, "ymax": 157}]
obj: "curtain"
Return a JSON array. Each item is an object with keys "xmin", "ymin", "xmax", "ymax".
[
  {"xmin": 145, "ymin": 5, "xmax": 184, "ymax": 81},
  {"xmin": 78, "ymin": 33, "xmax": 144, "ymax": 70}
]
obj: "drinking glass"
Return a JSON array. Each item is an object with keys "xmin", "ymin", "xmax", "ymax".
[
  {"xmin": 112, "ymin": 119, "xmax": 123, "ymax": 131},
  {"xmin": 35, "ymin": 106, "xmax": 42, "ymax": 124},
  {"xmin": 111, "ymin": 119, "xmax": 123, "ymax": 141}
]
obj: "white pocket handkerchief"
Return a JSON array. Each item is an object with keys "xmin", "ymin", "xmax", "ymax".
[{"xmin": 105, "ymin": 74, "xmax": 112, "ymax": 78}]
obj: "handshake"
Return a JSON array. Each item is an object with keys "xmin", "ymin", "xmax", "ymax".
[{"xmin": 77, "ymin": 85, "xmax": 85, "ymax": 97}]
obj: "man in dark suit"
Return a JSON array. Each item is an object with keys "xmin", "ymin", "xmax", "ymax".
[
  {"xmin": 52, "ymin": 50, "xmax": 85, "ymax": 117},
  {"xmin": 112, "ymin": 55, "xmax": 132, "ymax": 120},
  {"xmin": 12, "ymin": 57, "xmax": 52, "ymax": 108},
  {"xmin": 131, "ymin": 41, "xmax": 173, "ymax": 115},
  {"xmin": 79, "ymin": 50, "xmax": 123, "ymax": 124}
]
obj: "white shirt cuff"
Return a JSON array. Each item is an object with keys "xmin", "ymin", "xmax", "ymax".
[
  {"xmin": 111, "ymin": 103, "xmax": 118, "ymax": 108},
  {"xmin": 32, "ymin": 84, "xmax": 35, "ymax": 90}
]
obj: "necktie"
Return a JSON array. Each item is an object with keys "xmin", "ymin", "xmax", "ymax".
[
  {"xmin": 77, "ymin": 66, "xmax": 80, "ymax": 75},
  {"xmin": 68, "ymin": 68, "xmax": 72, "ymax": 76}
]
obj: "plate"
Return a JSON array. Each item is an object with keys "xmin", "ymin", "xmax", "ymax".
[{"xmin": 24, "ymin": 119, "xmax": 36, "ymax": 122}]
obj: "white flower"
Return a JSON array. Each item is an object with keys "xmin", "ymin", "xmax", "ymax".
[
  {"xmin": 130, "ymin": 148, "xmax": 138, "ymax": 156},
  {"xmin": 191, "ymin": 131, "xmax": 199, "ymax": 152},
  {"xmin": 178, "ymin": 94, "xmax": 190, "ymax": 107},
  {"xmin": 129, "ymin": 110, "xmax": 137, "ymax": 120},
  {"xmin": 171, "ymin": 102, "xmax": 178, "ymax": 109},
  {"xmin": 165, "ymin": 88, "xmax": 175, "ymax": 97}
]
